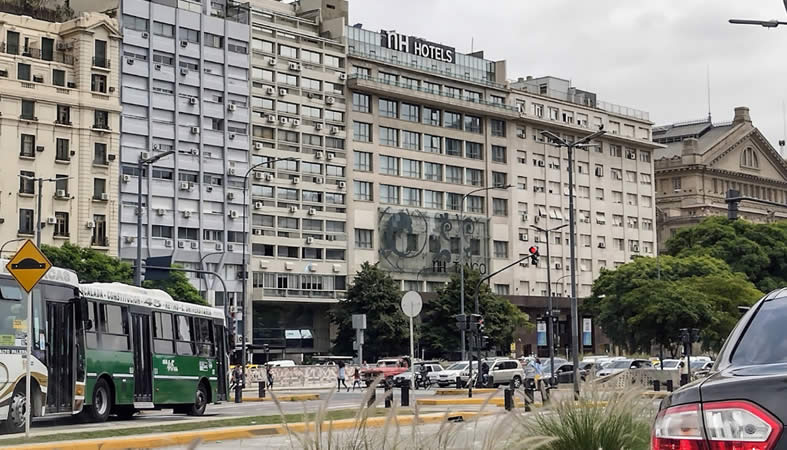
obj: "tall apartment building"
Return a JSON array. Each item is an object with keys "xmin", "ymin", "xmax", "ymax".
[
  {"xmin": 72, "ymin": 0, "xmax": 252, "ymax": 309},
  {"xmin": 653, "ymin": 107, "xmax": 787, "ymax": 247},
  {"xmin": 245, "ymin": 0, "xmax": 348, "ymax": 361},
  {"xmin": 0, "ymin": 12, "xmax": 121, "ymax": 254},
  {"xmin": 343, "ymin": 26, "xmax": 660, "ymax": 357}
]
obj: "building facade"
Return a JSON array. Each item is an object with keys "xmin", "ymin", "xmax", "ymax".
[
  {"xmin": 246, "ymin": 0, "xmax": 349, "ymax": 361},
  {"xmin": 653, "ymin": 107, "xmax": 787, "ymax": 247},
  {"xmin": 0, "ymin": 12, "xmax": 121, "ymax": 254}
]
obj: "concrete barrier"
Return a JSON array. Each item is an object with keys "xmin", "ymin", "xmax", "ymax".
[
  {"xmin": 594, "ymin": 369, "xmax": 680, "ymax": 390},
  {"xmin": 245, "ymin": 365, "xmax": 363, "ymax": 389}
]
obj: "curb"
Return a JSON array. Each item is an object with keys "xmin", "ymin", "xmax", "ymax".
[
  {"xmin": 241, "ymin": 393, "xmax": 321, "ymax": 402},
  {"xmin": 434, "ymin": 388, "xmax": 498, "ymax": 395},
  {"xmin": 7, "ymin": 411, "xmax": 484, "ymax": 450},
  {"xmin": 416, "ymin": 398, "xmax": 541, "ymax": 408}
]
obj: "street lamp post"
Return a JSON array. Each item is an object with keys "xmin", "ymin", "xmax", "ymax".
[
  {"xmin": 531, "ymin": 223, "xmax": 568, "ymax": 386},
  {"xmin": 540, "ymin": 129, "xmax": 605, "ymax": 396},
  {"xmin": 239, "ymin": 156, "xmax": 297, "ymax": 394},
  {"xmin": 135, "ymin": 150, "xmax": 175, "ymax": 287},
  {"xmin": 459, "ymin": 184, "xmax": 511, "ymax": 360}
]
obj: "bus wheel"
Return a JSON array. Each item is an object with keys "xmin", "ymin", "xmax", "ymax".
[
  {"xmin": 86, "ymin": 378, "xmax": 112, "ymax": 423},
  {"xmin": 187, "ymin": 383, "xmax": 208, "ymax": 416},
  {"xmin": 3, "ymin": 390, "xmax": 27, "ymax": 434}
]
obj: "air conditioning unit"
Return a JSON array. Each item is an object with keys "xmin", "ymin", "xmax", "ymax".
[
  {"xmin": 183, "ymin": 210, "xmax": 192, "ymax": 218},
  {"xmin": 229, "ymin": 133, "xmax": 236, "ymax": 140},
  {"xmin": 177, "ymin": 241, "xmax": 185, "ymax": 248},
  {"xmin": 280, "ymin": 117, "xmax": 289, "ymax": 124},
  {"xmin": 521, "ymin": 214, "xmax": 528, "ymax": 222},
  {"xmin": 152, "ymin": 143, "xmax": 161, "ymax": 151},
  {"xmin": 339, "ymin": 73, "xmax": 347, "ymax": 81},
  {"xmin": 156, "ymin": 208, "xmax": 166, "ymax": 216},
  {"xmin": 278, "ymin": 88, "xmax": 287, "ymax": 96},
  {"xmin": 555, "ymin": 263, "xmax": 562, "ymax": 269},
  {"xmin": 255, "ymin": 142, "xmax": 264, "ymax": 150},
  {"xmin": 46, "ymin": 217, "xmax": 57, "ymax": 225},
  {"xmin": 56, "ymin": 189, "xmax": 67, "ymax": 198},
  {"xmin": 308, "ymin": 208, "xmax": 316, "ymax": 215},
  {"xmin": 141, "ymin": 32, "xmax": 149, "ymax": 38},
  {"xmin": 122, "ymin": 174, "xmax": 131, "ymax": 183},
  {"xmin": 229, "ymin": 210, "xmax": 239, "ymax": 219},
  {"xmin": 165, "ymin": 239, "xmax": 173, "ymax": 248},
  {"xmin": 227, "ymin": 168, "xmax": 236, "ymax": 176},
  {"xmin": 292, "ymin": 176, "xmax": 300, "ymax": 184},
  {"xmin": 227, "ymin": 192, "xmax": 235, "ymax": 200},
  {"xmin": 154, "ymin": 64, "xmax": 162, "ymax": 71},
  {"xmin": 632, "ymin": 244, "xmax": 640, "ymax": 252},
  {"xmin": 537, "ymin": 160, "xmax": 545, "ymax": 167},
  {"xmin": 100, "ymin": 193, "xmax": 108, "ymax": 201},
  {"xmin": 326, "ymin": 96, "xmax": 335, "ymax": 105},
  {"xmin": 289, "ymin": 62, "xmax": 301, "ymax": 71},
  {"xmin": 316, "ymin": 123, "xmax": 324, "ymax": 130},
  {"xmin": 180, "ymin": 40, "xmax": 188, "ymax": 47},
  {"xmin": 338, "ymin": 181, "xmax": 346, "ymax": 189},
  {"xmin": 598, "ymin": 242, "xmax": 606, "ymax": 249},
  {"xmin": 330, "ymin": 126, "xmax": 339, "ymax": 135},
  {"xmin": 190, "ymin": 127, "xmax": 200, "ymax": 134},
  {"xmin": 189, "ymin": 97, "xmax": 198, "ymax": 105},
  {"xmin": 86, "ymin": 220, "xmax": 95, "ymax": 229},
  {"xmin": 292, "ymin": 119, "xmax": 300, "ymax": 127},
  {"xmin": 326, "ymin": 235, "xmax": 336, "ymax": 241},
  {"xmin": 315, "ymin": 177, "xmax": 324, "ymax": 184},
  {"xmin": 253, "ymin": 229, "xmax": 263, "ymax": 236},
  {"xmin": 215, "ymin": 243, "xmax": 223, "ymax": 250},
  {"xmin": 126, "ymin": 58, "xmax": 134, "ymax": 65},
  {"xmin": 254, "ymin": 201, "xmax": 263, "ymax": 209},
  {"xmin": 180, "ymin": 182, "xmax": 191, "ymax": 190},
  {"xmin": 267, "ymin": 115, "xmax": 276, "ymax": 123},
  {"xmin": 140, "ymin": 151, "xmax": 150, "ymax": 161},
  {"xmin": 254, "ymin": 171, "xmax": 264, "ymax": 180},
  {"xmin": 180, "ymin": 68, "xmax": 189, "ymax": 76},
  {"xmin": 315, "ymin": 151, "xmax": 324, "ymax": 159},
  {"xmin": 518, "ymin": 233, "xmax": 528, "ymax": 241},
  {"xmin": 191, "ymin": 241, "xmax": 199, "ymax": 249},
  {"xmin": 265, "ymin": 86, "xmax": 275, "ymax": 95},
  {"xmin": 268, "ymin": 58, "xmax": 277, "ymax": 66},
  {"xmin": 124, "ymin": 236, "xmax": 135, "ymax": 244},
  {"xmin": 327, "ymin": 153, "xmax": 335, "ymax": 161},
  {"xmin": 305, "ymin": 236, "xmax": 314, "ymax": 244},
  {"xmin": 264, "ymin": 173, "xmax": 274, "ymax": 182},
  {"xmin": 190, "ymin": 148, "xmax": 199, "ymax": 155},
  {"xmin": 289, "ymin": 205, "xmax": 298, "ymax": 213},
  {"xmin": 228, "ymin": 103, "xmax": 236, "ymax": 112}
]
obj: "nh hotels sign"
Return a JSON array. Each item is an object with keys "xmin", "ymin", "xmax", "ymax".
[{"xmin": 380, "ymin": 30, "xmax": 456, "ymax": 64}]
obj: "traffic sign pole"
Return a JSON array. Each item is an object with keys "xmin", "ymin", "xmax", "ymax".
[
  {"xmin": 24, "ymin": 290, "xmax": 31, "ymax": 438},
  {"xmin": 401, "ymin": 292, "xmax": 422, "ymax": 391}
]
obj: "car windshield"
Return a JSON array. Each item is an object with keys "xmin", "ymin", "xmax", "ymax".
[
  {"xmin": 446, "ymin": 362, "xmax": 467, "ymax": 371},
  {"xmin": 690, "ymin": 361, "xmax": 708, "ymax": 369},
  {"xmin": 661, "ymin": 360, "xmax": 680, "ymax": 368},
  {"xmin": 732, "ymin": 299, "xmax": 787, "ymax": 366},
  {"xmin": 609, "ymin": 360, "xmax": 632, "ymax": 369},
  {"xmin": 0, "ymin": 280, "xmax": 25, "ymax": 343}
]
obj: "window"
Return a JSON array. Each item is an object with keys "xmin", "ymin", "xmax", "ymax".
[
  {"xmin": 353, "ymin": 65, "xmax": 370, "ymax": 77},
  {"xmin": 355, "ymin": 229, "xmax": 373, "ymax": 249},
  {"xmin": 493, "ymin": 198, "xmax": 508, "ymax": 216},
  {"xmin": 324, "ymin": 54, "xmax": 341, "ymax": 68},
  {"xmin": 609, "ymin": 144, "xmax": 622, "ymax": 158},
  {"xmin": 55, "ymin": 138, "xmax": 70, "ymax": 161},
  {"xmin": 494, "ymin": 241, "xmax": 508, "ymax": 259},
  {"xmin": 444, "ymin": 111, "xmax": 461, "ymax": 129},
  {"xmin": 353, "ymin": 121, "xmax": 371, "ymax": 142},
  {"xmin": 176, "ymin": 315, "xmax": 194, "ymax": 355},
  {"xmin": 491, "ymin": 119, "xmax": 506, "ymax": 137},
  {"xmin": 52, "ymin": 69, "xmax": 65, "ymax": 87},
  {"xmin": 401, "ymin": 103, "xmax": 419, "ymax": 122},
  {"xmin": 153, "ymin": 21, "xmax": 174, "ymax": 37},
  {"xmin": 51, "ymin": 211, "xmax": 69, "ymax": 237},
  {"xmin": 19, "ymin": 171, "xmax": 34, "ymax": 194},
  {"xmin": 446, "ymin": 193, "xmax": 461, "ymax": 211},
  {"xmin": 423, "ymin": 106, "xmax": 440, "ymax": 126},
  {"xmin": 446, "ymin": 138, "xmax": 462, "ymax": 157},
  {"xmin": 352, "ymin": 93, "xmax": 370, "ymax": 113},
  {"xmin": 424, "ymin": 190, "xmax": 443, "ymax": 209},
  {"xmin": 380, "ymin": 184, "xmax": 399, "ymax": 204},
  {"xmin": 93, "ymin": 179, "xmax": 106, "ymax": 199},
  {"xmin": 443, "ymin": 86, "xmax": 461, "ymax": 98},
  {"xmin": 465, "ymin": 142, "xmax": 482, "ymax": 160},
  {"xmin": 492, "ymin": 172, "xmax": 507, "ymax": 187},
  {"xmin": 55, "ymin": 174, "xmax": 68, "ymax": 195},
  {"xmin": 92, "ymin": 142, "xmax": 107, "ymax": 165},
  {"xmin": 251, "ymin": 38, "xmax": 272, "ymax": 52},
  {"xmin": 180, "ymin": 27, "xmax": 199, "ymax": 43},
  {"xmin": 56, "ymin": 104, "xmax": 70, "ymax": 124},
  {"xmin": 491, "ymin": 145, "xmax": 506, "ymax": 163},
  {"xmin": 21, "ymin": 100, "xmax": 35, "ymax": 120},
  {"xmin": 123, "ymin": 14, "xmax": 148, "ymax": 31},
  {"xmin": 641, "ymin": 173, "xmax": 652, "ymax": 185},
  {"xmin": 672, "ymin": 177, "xmax": 682, "ymax": 191},
  {"xmin": 18, "ymin": 209, "xmax": 34, "ymax": 234},
  {"xmin": 278, "ymin": 72, "xmax": 298, "ymax": 86},
  {"xmin": 92, "ymin": 214, "xmax": 107, "ymax": 246},
  {"xmin": 353, "ymin": 180, "xmax": 372, "ymax": 201},
  {"xmin": 17, "ymin": 62, "xmax": 30, "ymax": 81},
  {"xmin": 302, "ymin": 77, "xmax": 321, "ymax": 91},
  {"xmin": 595, "ymin": 188, "xmax": 605, "ymax": 200},
  {"xmin": 640, "ymin": 150, "xmax": 651, "ymax": 163},
  {"xmin": 402, "ymin": 187, "xmax": 421, "ymax": 206},
  {"xmin": 379, "ymin": 98, "xmax": 397, "ymax": 118},
  {"xmin": 380, "ymin": 155, "xmax": 399, "ymax": 175},
  {"xmin": 379, "ymin": 126, "xmax": 398, "ymax": 147},
  {"xmin": 424, "ymin": 162, "xmax": 442, "ymax": 181},
  {"xmin": 446, "ymin": 166, "xmax": 463, "ymax": 184},
  {"xmin": 301, "ymin": 49, "xmax": 321, "ymax": 64},
  {"xmin": 20, "ymin": 134, "xmax": 35, "ymax": 157},
  {"xmin": 612, "ymin": 191, "xmax": 623, "ymax": 204},
  {"xmin": 465, "ymin": 90, "xmax": 481, "ymax": 102},
  {"xmin": 741, "ymin": 147, "xmax": 759, "ymax": 168},
  {"xmin": 379, "ymin": 71, "xmax": 398, "ymax": 84},
  {"xmin": 98, "ymin": 304, "xmax": 130, "ymax": 351},
  {"xmin": 204, "ymin": 33, "xmax": 223, "ymax": 49},
  {"xmin": 464, "ymin": 115, "xmax": 482, "ymax": 133},
  {"xmin": 402, "ymin": 131, "xmax": 420, "ymax": 150},
  {"xmin": 466, "ymin": 168, "xmax": 483, "ymax": 186},
  {"xmin": 402, "ymin": 159, "xmax": 421, "ymax": 178},
  {"xmin": 94, "ymin": 110, "xmax": 109, "ymax": 129},
  {"xmin": 354, "ymin": 151, "xmax": 371, "ymax": 171},
  {"xmin": 424, "ymin": 134, "xmax": 441, "ymax": 154},
  {"xmin": 517, "ymin": 177, "xmax": 527, "ymax": 190},
  {"xmin": 153, "ymin": 312, "xmax": 175, "ymax": 354},
  {"xmin": 467, "ymin": 195, "xmax": 484, "ymax": 213},
  {"xmin": 325, "ymin": 110, "xmax": 343, "ymax": 122}
]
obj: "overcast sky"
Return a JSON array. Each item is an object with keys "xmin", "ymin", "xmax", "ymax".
[{"xmin": 350, "ymin": 0, "xmax": 787, "ymax": 151}]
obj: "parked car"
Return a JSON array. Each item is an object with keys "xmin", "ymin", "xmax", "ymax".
[
  {"xmin": 361, "ymin": 357, "xmax": 411, "ymax": 387},
  {"xmin": 461, "ymin": 358, "xmax": 525, "ymax": 388},
  {"xmin": 652, "ymin": 290, "xmax": 787, "ymax": 448},
  {"xmin": 654, "ymin": 359, "xmax": 682, "ymax": 371},
  {"xmin": 596, "ymin": 358, "xmax": 652, "ymax": 377},
  {"xmin": 392, "ymin": 361, "xmax": 443, "ymax": 388},
  {"xmin": 437, "ymin": 361, "xmax": 476, "ymax": 387},
  {"xmin": 268, "ymin": 360, "xmax": 296, "ymax": 368},
  {"xmin": 689, "ymin": 360, "xmax": 714, "ymax": 380}
]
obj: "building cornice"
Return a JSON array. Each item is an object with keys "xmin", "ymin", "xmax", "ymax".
[{"xmin": 655, "ymin": 165, "xmax": 787, "ymax": 188}]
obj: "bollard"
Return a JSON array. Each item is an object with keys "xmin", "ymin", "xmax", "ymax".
[
  {"xmin": 234, "ymin": 383, "xmax": 242, "ymax": 403},
  {"xmin": 456, "ymin": 376, "xmax": 462, "ymax": 389},
  {"xmin": 259, "ymin": 381, "xmax": 266, "ymax": 398},
  {"xmin": 401, "ymin": 381, "xmax": 410, "ymax": 407},
  {"xmin": 367, "ymin": 387, "xmax": 376, "ymax": 408},
  {"xmin": 504, "ymin": 387, "xmax": 513, "ymax": 411},
  {"xmin": 653, "ymin": 380, "xmax": 660, "ymax": 392},
  {"xmin": 680, "ymin": 374, "xmax": 688, "ymax": 387},
  {"xmin": 665, "ymin": 379, "xmax": 674, "ymax": 392},
  {"xmin": 384, "ymin": 385, "xmax": 393, "ymax": 408}
]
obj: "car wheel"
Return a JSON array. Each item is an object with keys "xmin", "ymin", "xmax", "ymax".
[{"xmin": 512, "ymin": 376, "xmax": 522, "ymax": 388}]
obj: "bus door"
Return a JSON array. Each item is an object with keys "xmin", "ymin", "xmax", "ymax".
[
  {"xmin": 45, "ymin": 301, "xmax": 74, "ymax": 414},
  {"xmin": 214, "ymin": 322, "xmax": 228, "ymax": 401},
  {"xmin": 130, "ymin": 313, "xmax": 153, "ymax": 405}
]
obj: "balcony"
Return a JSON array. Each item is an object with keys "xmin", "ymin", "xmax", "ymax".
[
  {"xmin": 92, "ymin": 57, "xmax": 110, "ymax": 69},
  {"xmin": 1, "ymin": 42, "xmax": 74, "ymax": 64},
  {"xmin": 347, "ymin": 74, "xmax": 520, "ymax": 120}
]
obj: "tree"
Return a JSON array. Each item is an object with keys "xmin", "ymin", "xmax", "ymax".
[
  {"xmin": 329, "ymin": 263, "xmax": 410, "ymax": 362},
  {"xmin": 143, "ymin": 266, "xmax": 207, "ymax": 306},
  {"xmin": 42, "ymin": 243, "xmax": 133, "ymax": 283},
  {"xmin": 585, "ymin": 254, "xmax": 761, "ymax": 354},
  {"xmin": 420, "ymin": 268, "xmax": 531, "ymax": 359}
]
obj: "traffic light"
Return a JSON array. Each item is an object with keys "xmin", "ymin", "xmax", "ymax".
[
  {"xmin": 481, "ymin": 335, "xmax": 490, "ymax": 350},
  {"xmin": 144, "ymin": 255, "xmax": 173, "ymax": 281},
  {"xmin": 455, "ymin": 314, "xmax": 467, "ymax": 331},
  {"xmin": 529, "ymin": 246, "xmax": 540, "ymax": 266},
  {"xmin": 469, "ymin": 314, "xmax": 483, "ymax": 332}
]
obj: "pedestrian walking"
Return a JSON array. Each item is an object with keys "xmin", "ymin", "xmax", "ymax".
[
  {"xmin": 337, "ymin": 361, "xmax": 349, "ymax": 391},
  {"xmin": 351, "ymin": 367, "xmax": 361, "ymax": 391},
  {"xmin": 266, "ymin": 364, "xmax": 274, "ymax": 390},
  {"xmin": 533, "ymin": 358, "xmax": 544, "ymax": 390}
]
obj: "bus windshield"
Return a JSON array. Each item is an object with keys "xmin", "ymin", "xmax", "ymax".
[{"xmin": 0, "ymin": 280, "xmax": 25, "ymax": 344}]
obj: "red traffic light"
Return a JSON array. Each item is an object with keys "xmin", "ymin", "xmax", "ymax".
[{"xmin": 529, "ymin": 246, "xmax": 539, "ymax": 255}]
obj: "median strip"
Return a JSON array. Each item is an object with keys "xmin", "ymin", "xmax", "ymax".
[{"xmin": 242, "ymin": 393, "xmax": 321, "ymax": 402}]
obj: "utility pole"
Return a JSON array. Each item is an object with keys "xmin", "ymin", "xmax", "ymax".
[{"xmin": 135, "ymin": 150, "xmax": 175, "ymax": 287}]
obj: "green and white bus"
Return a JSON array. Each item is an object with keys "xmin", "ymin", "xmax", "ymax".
[{"xmin": 0, "ymin": 262, "xmax": 228, "ymax": 433}]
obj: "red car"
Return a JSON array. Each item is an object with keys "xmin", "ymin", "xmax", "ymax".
[{"xmin": 361, "ymin": 357, "xmax": 411, "ymax": 387}]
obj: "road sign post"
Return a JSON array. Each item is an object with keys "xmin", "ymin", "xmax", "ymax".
[
  {"xmin": 5, "ymin": 240, "xmax": 52, "ymax": 438},
  {"xmin": 401, "ymin": 291, "xmax": 423, "ymax": 389}
]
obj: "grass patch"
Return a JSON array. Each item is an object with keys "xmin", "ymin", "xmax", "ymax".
[{"xmin": 0, "ymin": 409, "xmax": 394, "ymax": 447}]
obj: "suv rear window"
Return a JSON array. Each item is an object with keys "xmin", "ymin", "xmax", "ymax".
[{"xmin": 731, "ymin": 300, "xmax": 787, "ymax": 366}]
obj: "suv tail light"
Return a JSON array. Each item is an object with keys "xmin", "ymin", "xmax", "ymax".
[{"xmin": 653, "ymin": 401, "xmax": 782, "ymax": 450}]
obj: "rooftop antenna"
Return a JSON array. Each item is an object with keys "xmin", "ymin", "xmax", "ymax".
[
  {"xmin": 706, "ymin": 64, "xmax": 712, "ymax": 123},
  {"xmin": 471, "ymin": 37, "xmax": 474, "ymax": 53}
]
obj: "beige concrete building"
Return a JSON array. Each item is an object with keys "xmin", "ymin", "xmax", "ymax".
[
  {"xmin": 653, "ymin": 107, "xmax": 787, "ymax": 246},
  {"xmin": 246, "ymin": 0, "xmax": 348, "ymax": 360},
  {"xmin": 0, "ymin": 12, "xmax": 122, "ymax": 254}
]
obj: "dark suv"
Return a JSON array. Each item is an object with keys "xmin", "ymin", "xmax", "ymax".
[{"xmin": 652, "ymin": 289, "xmax": 787, "ymax": 449}]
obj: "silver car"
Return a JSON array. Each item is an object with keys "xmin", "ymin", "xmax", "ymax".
[{"xmin": 463, "ymin": 359, "xmax": 525, "ymax": 388}]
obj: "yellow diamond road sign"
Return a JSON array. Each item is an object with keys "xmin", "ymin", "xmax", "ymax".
[{"xmin": 6, "ymin": 240, "xmax": 52, "ymax": 293}]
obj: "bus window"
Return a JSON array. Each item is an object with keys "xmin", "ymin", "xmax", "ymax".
[
  {"xmin": 99, "ymin": 304, "xmax": 129, "ymax": 351},
  {"xmin": 153, "ymin": 312, "xmax": 175, "ymax": 354},
  {"xmin": 176, "ymin": 315, "xmax": 194, "ymax": 356},
  {"xmin": 194, "ymin": 318, "xmax": 214, "ymax": 357},
  {"xmin": 86, "ymin": 301, "xmax": 97, "ymax": 349}
]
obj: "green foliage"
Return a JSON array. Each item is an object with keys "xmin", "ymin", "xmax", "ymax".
[
  {"xmin": 41, "ymin": 242, "xmax": 133, "ymax": 283},
  {"xmin": 586, "ymin": 254, "xmax": 760, "ymax": 354},
  {"xmin": 420, "ymin": 267, "xmax": 531, "ymax": 359},
  {"xmin": 665, "ymin": 216, "xmax": 787, "ymax": 293},
  {"xmin": 143, "ymin": 265, "xmax": 207, "ymax": 306},
  {"xmin": 329, "ymin": 263, "xmax": 410, "ymax": 361}
]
